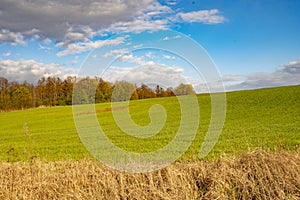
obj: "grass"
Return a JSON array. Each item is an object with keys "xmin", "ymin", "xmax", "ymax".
[
  {"xmin": 0, "ymin": 85, "xmax": 299, "ymax": 199},
  {"xmin": 0, "ymin": 150, "xmax": 299, "ymax": 199},
  {"xmin": 0, "ymin": 85, "xmax": 299, "ymax": 162}
]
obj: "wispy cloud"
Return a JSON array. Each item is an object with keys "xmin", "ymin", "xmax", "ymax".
[
  {"xmin": 103, "ymin": 48, "xmax": 130, "ymax": 58},
  {"xmin": 103, "ymin": 18, "xmax": 169, "ymax": 34},
  {"xmin": 224, "ymin": 59, "xmax": 300, "ymax": 91},
  {"xmin": 193, "ymin": 59, "xmax": 300, "ymax": 93},
  {"xmin": 162, "ymin": 35, "xmax": 182, "ymax": 41},
  {"xmin": 56, "ymin": 36, "xmax": 127, "ymax": 56},
  {"xmin": 103, "ymin": 3, "xmax": 225, "ymax": 34},
  {"xmin": 2, "ymin": 52, "xmax": 11, "ymax": 57},
  {"xmin": 39, "ymin": 44, "xmax": 52, "ymax": 51},
  {"xmin": 163, "ymin": 55, "xmax": 176, "ymax": 60},
  {"xmin": 177, "ymin": 9, "xmax": 225, "ymax": 24}
]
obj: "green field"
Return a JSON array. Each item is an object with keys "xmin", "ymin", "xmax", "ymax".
[{"xmin": 0, "ymin": 85, "xmax": 299, "ymax": 162}]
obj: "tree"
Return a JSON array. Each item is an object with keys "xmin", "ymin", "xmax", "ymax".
[
  {"xmin": 44, "ymin": 77, "xmax": 55, "ymax": 106},
  {"xmin": 111, "ymin": 81, "xmax": 138, "ymax": 102},
  {"xmin": 155, "ymin": 85, "xmax": 171, "ymax": 98},
  {"xmin": 11, "ymin": 85, "xmax": 33, "ymax": 110},
  {"xmin": 0, "ymin": 77, "xmax": 10, "ymax": 111},
  {"xmin": 62, "ymin": 76, "xmax": 76, "ymax": 105},
  {"xmin": 0, "ymin": 76, "xmax": 198, "ymax": 111},
  {"xmin": 174, "ymin": 83, "xmax": 195, "ymax": 96},
  {"xmin": 36, "ymin": 77, "xmax": 46, "ymax": 107},
  {"xmin": 54, "ymin": 77, "xmax": 63, "ymax": 105},
  {"xmin": 137, "ymin": 84, "xmax": 156, "ymax": 99},
  {"xmin": 73, "ymin": 77, "xmax": 97, "ymax": 104},
  {"xmin": 95, "ymin": 78, "xmax": 113, "ymax": 103}
]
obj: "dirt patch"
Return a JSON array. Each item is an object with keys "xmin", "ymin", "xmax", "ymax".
[
  {"xmin": 78, "ymin": 105, "xmax": 129, "ymax": 115},
  {"xmin": 96, "ymin": 105, "xmax": 129, "ymax": 113}
]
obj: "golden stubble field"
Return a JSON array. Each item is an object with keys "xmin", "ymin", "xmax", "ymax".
[{"xmin": 0, "ymin": 150, "xmax": 299, "ymax": 199}]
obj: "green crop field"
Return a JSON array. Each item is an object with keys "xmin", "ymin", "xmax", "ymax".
[{"xmin": 0, "ymin": 85, "xmax": 299, "ymax": 162}]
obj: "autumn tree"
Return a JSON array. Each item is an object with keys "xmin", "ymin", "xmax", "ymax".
[
  {"xmin": 62, "ymin": 76, "xmax": 76, "ymax": 105},
  {"xmin": 95, "ymin": 78, "xmax": 113, "ymax": 103},
  {"xmin": 36, "ymin": 77, "xmax": 46, "ymax": 106},
  {"xmin": 0, "ymin": 76, "xmax": 198, "ymax": 112},
  {"xmin": 155, "ymin": 85, "xmax": 174, "ymax": 97},
  {"xmin": 137, "ymin": 84, "xmax": 156, "ymax": 99}
]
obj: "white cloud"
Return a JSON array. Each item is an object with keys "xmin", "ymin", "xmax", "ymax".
[
  {"xmin": 103, "ymin": 18, "xmax": 169, "ymax": 34},
  {"xmin": 59, "ymin": 26, "xmax": 99, "ymax": 47},
  {"xmin": 0, "ymin": 0, "xmax": 154, "ymax": 43},
  {"xmin": 145, "ymin": 52, "xmax": 154, "ymax": 58},
  {"xmin": 56, "ymin": 36, "xmax": 126, "ymax": 56},
  {"xmin": 114, "ymin": 52, "xmax": 158, "ymax": 66},
  {"xmin": 0, "ymin": 0, "xmax": 226, "ymax": 60},
  {"xmin": 103, "ymin": 64, "xmax": 188, "ymax": 88},
  {"xmin": 164, "ymin": 0, "xmax": 180, "ymax": 5},
  {"xmin": 42, "ymin": 38, "xmax": 52, "ymax": 45},
  {"xmin": 0, "ymin": 29, "xmax": 26, "ymax": 45},
  {"xmin": 23, "ymin": 28, "xmax": 40, "ymax": 36},
  {"xmin": 223, "ymin": 59, "xmax": 300, "ymax": 91},
  {"xmin": 102, "ymin": 3, "xmax": 225, "ymax": 34},
  {"xmin": 162, "ymin": 35, "xmax": 182, "ymax": 41},
  {"xmin": 163, "ymin": 55, "xmax": 176, "ymax": 60},
  {"xmin": 0, "ymin": 59, "xmax": 78, "ymax": 83},
  {"xmin": 3, "ymin": 52, "xmax": 11, "ymax": 57},
  {"xmin": 193, "ymin": 60, "xmax": 300, "ymax": 93},
  {"xmin": 39, "ymin": 44, "xmax": 52, "ymax": 51},
  {"xmin": 138, "ymin": 2, "xmax": 173, "ymax": 18},
  {"xmin": 133, "ymin": 44, "xmax": 144, "ymax": 49},
  {"xmin": 117, "ymin": 52, "xmax": 146, "ymax": 65},
  {"xmin": 177, "ymin": 9, "xmax": 225, "ymax": 24},
  {"xmin": 103, "ymin": 48, "xmax": 130, "ymax": 58}
]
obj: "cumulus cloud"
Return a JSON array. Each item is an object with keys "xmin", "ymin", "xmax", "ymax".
[
  {"xmin": 0, "ymin": 29, "xmax": 26, "ymax": 45},
  {"xmin": 117, "ymin": 52, "xmax": 148, "ymax": 66},
  {"xmin": 177, "ymin": 9, "xmax": 225, "ymax": 24},
  {"xmin": 0, "ymin": 59, "xmax": 78, "ymax": 84},
  {"xmin": 0, "ymin": 0, "xmax": 225, "ymax": 47},
  {"xmin": 103, "ymin": 3, "xmax": 225, "ymax": 34},
  {"xmin": 0, "ymin": 0, "xmax": 154, "ymax": 42},
  {"xmin": 113, "ymin": 52, "xmax": 161, "ymax": 67},
  {"xmin": 103, "ymin": 64, "xmax": 189, "ymax": 88},
  {"xmin": 102, "ymin": 2, "xmax": 172, "ymax": 33},
  {"xmin": 58, "ymin": 26, "xmax": 99, "ymax": 47}
]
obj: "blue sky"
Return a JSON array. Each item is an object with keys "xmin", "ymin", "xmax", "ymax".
[{"xmin": 0, "ymin": 0, "xmax": 299, "ymax": 91}]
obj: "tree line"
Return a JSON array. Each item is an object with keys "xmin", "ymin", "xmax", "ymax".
[{"xmin": 0, "ymin": 76, "xmax": 195, "ymax": 112}]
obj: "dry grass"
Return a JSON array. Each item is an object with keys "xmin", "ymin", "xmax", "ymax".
[{"xmin": 0, "ymin": 150, "xmax": 299, "ymax": 200}]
